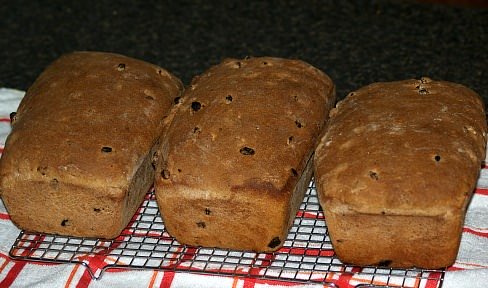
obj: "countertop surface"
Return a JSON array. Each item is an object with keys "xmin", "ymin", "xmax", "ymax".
[{"xmin": 1, "ymin": 0, "xmax": 487, "ymax": 102}]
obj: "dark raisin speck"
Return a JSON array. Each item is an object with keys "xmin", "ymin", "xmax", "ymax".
[
  {"xmin": 61, "ymin": 219, "xmax": 69, "ymax": 226},
  {"xmin": 174, "ymin": 97, "xmax": 182, "ymax": 104},
  {"xmin": 295, "ymin": 120, "xmax": 303, "ymax": 128},
  {"xmin": 369, "ymin": 171, "xmax": 379, "ymax": 180},
  {"xmin": 191, "ymin": 101, "xmax": 202, "ymax": 111},
  {"xmin": 291, "ymin": 168, "xmax": 298, "ymax": 177},
  {"xmin": 240, "ymin": 147, "xmax": 255, "ymax": 155},
  {"xmin": 268, "ymin": 237, "xmax": 281, "ymax": 248},
  {"xmin": 225, "ymin": 95, "xmax": 233, "ymax": 103},
  {"xmin": 9, "ymin": 112, "xmax": 17, "ymax": 123},
  {"xmin": 378, "ymin": 260, "xmax": 392, "ymax": 267},
  {"xmin": 94, "ymin": 208, "xmax": 101, "ymax": 213},
  {"xmin": 117, "ymin": 63, "xmax": 126, "ymax": 71},
  {"xmin": 434, "ymin": 155, "xmax": 441, "ymax": 162},
  {"xmin": 197, "ymin": 221, "xmax": 206, "ymax": 228},
  {"xmin": 287, "ymin": 136, "xmax": 294, "ymax": 145},
  {"xmin": 101, "ymin": 146, "xmax": 112, "ymax": 153},
  {"xmin": 205, "ymin": 208, "xmax": 211, "ymax": 215}
]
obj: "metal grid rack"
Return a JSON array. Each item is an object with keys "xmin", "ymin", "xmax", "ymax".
[{"xmin": 9, "ymin": 180, "xmax": 444, "ymax": 287}]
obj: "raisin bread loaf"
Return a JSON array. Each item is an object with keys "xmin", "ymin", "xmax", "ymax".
[
  {"xmin": 0, "ymin": 51, "xmax": 183, "ymax": 238},
  {"xmin": 314, "ymin": 78, "xmax": 487, "ymax": 268},
  {"xmin": 155, "ymin": 57, "xmax": 335, "ymax": 252}
]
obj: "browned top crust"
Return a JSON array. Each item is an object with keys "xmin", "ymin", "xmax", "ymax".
[
  {"xmin": 157, "ymin": 57, "xmax": 335, "ymax": 199},
  {"xmin": 0, "ymin": 51, "xmax": 183, "ymax": 197},
  {"xmin": 315, "ymin": 78, "xmax": 487, "ymax": 215}
]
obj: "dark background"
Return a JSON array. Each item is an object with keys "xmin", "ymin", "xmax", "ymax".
[{"xmin": 1, "ymin": 0, "xmax": 487, "ymax": 102}]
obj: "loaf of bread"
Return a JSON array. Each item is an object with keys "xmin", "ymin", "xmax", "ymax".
[
  {"xmin": 314, "ymin": 78, "xmax": 487, "ymax": 268},
  {"xmin": 154, "ymin": 57, "xmax": 335, "ymax": 252},
  {"xmin": 0, "ymin": 51, "xmax": 183, "ymax": 238}
]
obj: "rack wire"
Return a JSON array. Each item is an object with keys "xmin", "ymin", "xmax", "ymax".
[{"xmin": 9, "ymin": 179, "xmax": 444, "ymax": 287}]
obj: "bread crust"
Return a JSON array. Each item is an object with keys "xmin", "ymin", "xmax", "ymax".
[
  {"xmin": 314, "ymin": 78, "xmax": 487, "ymax": 268},
  {"xmin": 0, "ymin": 51, "xmax": 183, "ymax": 238},
  {"xmin": 155, "ymin": 57, "xmax": 335, "ymax": 252}
]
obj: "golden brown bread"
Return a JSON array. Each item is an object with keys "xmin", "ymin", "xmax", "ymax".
[
  {"xmin": 154, "ymin": 57, "xmax": 335, "ymax": 252},
  {"xmin": 0, "ymin": 51, "xmax": 183, "ymax": 238},
  {"xmin": 314, "ymin": 78, "xmax": 487, "ymax": 268}
]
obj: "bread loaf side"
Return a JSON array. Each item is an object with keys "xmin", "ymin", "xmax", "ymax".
[
  {"xmin": 0, "ymin": 51, "xmax": 183, "ymax": 238},
  {"xmin": 155, "ymin": 57, "xmax": 335, "ymax": 252},
  {"xmin": 314, "ymin": 78, "xmax": 487, "ymax": 268}
]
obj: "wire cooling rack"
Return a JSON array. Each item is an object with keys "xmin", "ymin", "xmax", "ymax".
[{"xmin": 9, "ymin": 179, "xmax": 444, "ymax": 287}]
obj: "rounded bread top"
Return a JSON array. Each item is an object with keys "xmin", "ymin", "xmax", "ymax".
[
  {"xmin": 315, "ymin": 78, "xmax": 487, "ymax": 215},
  {"xmin": 1, "ymin": 51, "xmax": 183, "ymax": 193},
  {"xmin": 159, "ymin": 57, "xmax": 335, "ymax": 199}
]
